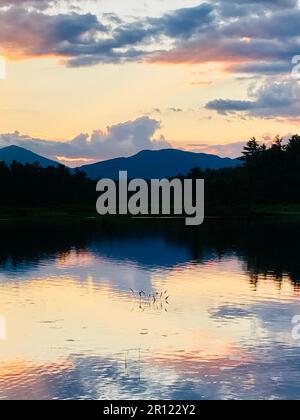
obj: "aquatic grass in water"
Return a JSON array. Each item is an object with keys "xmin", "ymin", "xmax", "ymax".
[{"xmin": 130, "ymin": 289, "xmax": 170, "ymax": 312}]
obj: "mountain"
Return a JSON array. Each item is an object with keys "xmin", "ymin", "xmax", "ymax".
[
  {"xmin": 80, "ymin": 149, "xmax": 240, "ymax": 180},
  {"xmin": 0, "ymin": 146, "xmax": 240, "ymax": 178},
  {"xmin": 0, "ymin": 145, "xmax": 59, "ymax": 167}
]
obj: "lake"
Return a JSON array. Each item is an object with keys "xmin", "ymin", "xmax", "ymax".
[{"xmin": 0, "ymin": 219, "xmax": 300, "ymax": 400}]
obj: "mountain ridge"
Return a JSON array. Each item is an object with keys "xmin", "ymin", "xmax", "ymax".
[
  {"xmin": 80, "ymin": 148, "xmax": 240, "ymax": 179},
  {"xmin": 0, "ymin": 145, "xmax": 59, "ymax": 167},
  {"xmin": 0, "ymin": 145, "xmax": 240, "ymax": 179}
]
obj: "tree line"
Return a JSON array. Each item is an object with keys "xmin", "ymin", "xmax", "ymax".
[
  {"xmin": 180, "ymin": 134, "xmax": 300, "ymax": 214},
  {"xmin": 1, "ymin": 134, "xmax": 300, "ymax": 214},
  {"xmin": 0, "ymin": 162, "xmax": 94, "ymax": 207}
]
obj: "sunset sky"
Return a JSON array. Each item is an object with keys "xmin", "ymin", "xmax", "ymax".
[{"xmin": 0, "ymin": 0, "xmax": 300, "ymax": 165}]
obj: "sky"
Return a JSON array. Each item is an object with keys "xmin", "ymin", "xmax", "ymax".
[{"xmin": 0, "ymin": 0, "xmax": 300, "ymax": 165}]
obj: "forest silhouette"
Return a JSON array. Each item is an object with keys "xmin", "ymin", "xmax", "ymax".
[
  {"xmin": 184, "ymin": 134, "xmax": 300, "ymax": 214},
  {"xmin": 1, "ymin": 134, "xmax": 300, "ymax": 215}
]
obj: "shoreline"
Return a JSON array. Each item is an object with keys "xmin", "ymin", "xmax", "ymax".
[{"xmin": 1, "ymin": 205, "xmax": 300, "ymax": 224}]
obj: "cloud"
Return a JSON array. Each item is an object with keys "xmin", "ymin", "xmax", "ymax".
[
  {"xmin": 0, "ymin": 0, "xmax": 48, "ymax": 7},
  {"xmin": 149, "ymin": 1, "xmax": 300, "ymax": 76},
  {"xmin": 229, "ymin": 61, "xmax": 291, "ymax": 75},
  {"xmin": 206, "ymin": 99, "xmax": 255, "ymax": 115},
  {"xmin": 0, "ymin": 117, "xmax": 171, "ymax": 166},
  {"xmin": 189, "ymin": 141, "xmax": 246, "ymax": 158},
  {"xmin": 206, "ymin": 80, "xmax": 300, "ymax": 120},
  {"xmin": 62, "ymin": 3, "xmax": 216, "ymax": 67},
  {"xmin": 150, "ymin": 36, "xmax": 299, "ymax": 68},
  {"xmin": 0, "ymin": 2, "xmax": 214, "ymax": 65},
  {"xmin": 0, "ymin": 0, "xmax": 298, "ymax": 73},
  {"xmin": 189, "ymin": 132, "xmax": 294, "ymax": 157},
  {"xmin": 216, "ymin": 0, "xmax": 298, "ymax": 17},
  {"xmin": 0, "ymin": 0, "xmax": 74, "ymax": 10},
  {"xmin": 147, "ymin": 3, "xmax": 214, "ymax": 39},
  {"xmin": 168, "ymin": 108, "xmax": 183, "ymax": 113},
  {"xmin": 0, "ymin": 7, "xmax": 108, "ymax": 60}
]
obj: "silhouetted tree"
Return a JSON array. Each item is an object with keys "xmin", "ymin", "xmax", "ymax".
[
  {"xmin": 240, "ymin": 137, "xmax": 266, "ymax": 164},
  {"xmin": 177, "ymin": 134, "xmax": 300, "ymax": 214},
  {"xmin": 0, "ymin": 162, "xmax": 95, "ymax": 208},
  {"xmin": 2, "ymin": 134, "xmax": 300, "ymax": 215}
]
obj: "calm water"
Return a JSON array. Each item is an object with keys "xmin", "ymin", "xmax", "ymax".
[{"xmin": 0, "ymin": 220, "xmax": 300, "ymax": 400}]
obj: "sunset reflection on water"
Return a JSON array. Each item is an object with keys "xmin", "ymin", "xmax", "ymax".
[{"xmin": 0, "ymin": 224, "xmax": 300, "ymax": 400}]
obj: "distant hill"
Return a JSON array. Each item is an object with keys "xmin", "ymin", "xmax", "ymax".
[
  {"xmin": 0, "ymin": 146, "xmax": 240, "ymax": 178},
  {"xmin": 0, "ymin": 145, "xmax": 59, "ymax": 167},
  {"xmin": 80, "ymin": 149, "xmax": 240, "ymax": 180}
]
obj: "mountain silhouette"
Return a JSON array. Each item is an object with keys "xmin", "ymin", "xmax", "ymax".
[
  {"xmin": 0, "ymin": 146, "xmax": 239, "ymax": 179},
  {"xmin": 0, "ymin": 145, "xmax": 59, "ymax": 167},
  {"xmin": 80, "ymin": 149, "xmax": 239, "ymax": 179}
]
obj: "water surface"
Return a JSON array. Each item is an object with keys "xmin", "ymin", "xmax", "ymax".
[{"xmin": 0, "ymin": 220, "xmax": 300, "ymax": 400}]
